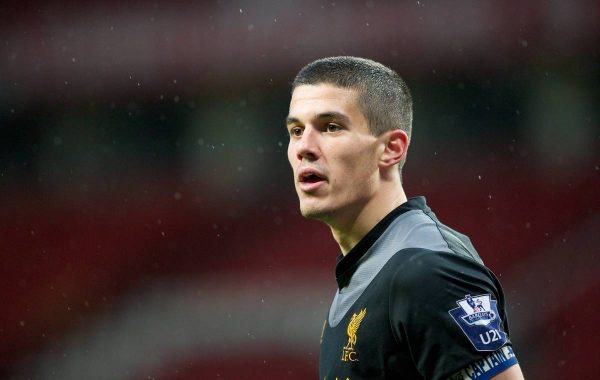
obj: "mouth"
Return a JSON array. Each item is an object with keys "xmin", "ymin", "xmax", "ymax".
[
  {"xmin": 300, "ymin": 172, "xmax": 325, "ymax": 183},
  {"xmin": 298, "ymin": 169, "xmax": 327, "ymax": 191}
]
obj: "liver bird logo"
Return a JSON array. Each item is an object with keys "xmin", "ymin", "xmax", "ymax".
[{"xmin": 345, "ymin": 308, "xmax": 367, "ymax": 350}]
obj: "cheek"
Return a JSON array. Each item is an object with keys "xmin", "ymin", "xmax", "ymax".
[
  {"xmin": 330, "ymin": 158, "xmax": 370, "ymax": 193},
  {"xmin": 337, "ymin": 147, "xmax": 377, "ymax": 175}
]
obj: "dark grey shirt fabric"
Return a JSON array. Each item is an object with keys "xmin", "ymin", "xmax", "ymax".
[{"xmin": 319, "ymin": 196, "xmax": 514, "ymax": 380}]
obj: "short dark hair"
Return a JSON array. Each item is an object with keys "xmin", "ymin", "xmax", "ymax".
[{"xmin": 292, "ymin": 56, "xmax": 413, "ymax": 171}]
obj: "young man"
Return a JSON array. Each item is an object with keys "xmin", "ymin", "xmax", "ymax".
[{"xmin": 286, "ymin": 57, "xmax": 524, "ymax": 380}]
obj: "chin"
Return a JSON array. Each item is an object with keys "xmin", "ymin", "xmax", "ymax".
[{"xmin": 299, "ymin": 203, "xmax": 332, "ymax": 221}]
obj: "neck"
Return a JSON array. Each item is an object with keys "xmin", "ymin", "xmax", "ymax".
[{"xmin": 330, "ymin": 185, "xmax": 407, "ymax": 255}]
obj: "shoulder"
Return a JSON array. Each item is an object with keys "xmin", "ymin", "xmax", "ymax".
[
  {"xmin": 382, "ymin": 207, "xmax": 483, "ymax": 265},
  {"xmin": 386, "ymin": 248, "xmax": 504, "ymax": 322},
  {"xmin": 388, "ymin": 248, "xmax": 496, "ymax": 291},
  {"xmin": 386, "ymin": 249, "xmax": 514, "ymax": 378}
]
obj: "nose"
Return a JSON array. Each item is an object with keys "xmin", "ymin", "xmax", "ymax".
[{"xmin": 295, "ymin": 127, "xmax": 320, "ymax": 161}]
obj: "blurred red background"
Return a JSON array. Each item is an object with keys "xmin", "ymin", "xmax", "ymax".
[{"xmin": 1, "ymin": 1, "xmax": 598, "ymax": 379}]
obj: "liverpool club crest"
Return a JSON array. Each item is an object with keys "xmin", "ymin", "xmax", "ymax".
[{"xmin": 341, "ymin": 308, "xmax": 366, "ymax": 362}]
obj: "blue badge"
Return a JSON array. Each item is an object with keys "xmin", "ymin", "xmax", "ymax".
[{"xmin": 448, "ymin": 294, "xmax": 507, "ymax": 351}]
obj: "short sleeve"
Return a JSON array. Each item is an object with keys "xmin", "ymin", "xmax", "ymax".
[{"xmin": 388, "ymin": 249, "xmax": 514, "ymax": 380}]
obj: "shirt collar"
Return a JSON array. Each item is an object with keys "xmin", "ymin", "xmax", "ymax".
[{"xmin": 334, "ymin": 196, "xmax": 428, "ymax": 289}]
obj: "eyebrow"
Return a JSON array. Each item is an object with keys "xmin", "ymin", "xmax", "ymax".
[{"xmin": 285, "ymin": 111, "xmax": 351, "ymax": 126}]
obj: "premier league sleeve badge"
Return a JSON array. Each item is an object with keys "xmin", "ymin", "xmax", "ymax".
[{"xmin": 448, "ymin": 294, "xmax": 508, "ymax": 351}]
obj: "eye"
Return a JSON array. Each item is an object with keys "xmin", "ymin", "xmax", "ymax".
[
  {"xmin": 326, "ymin": 123, "xmax": 342, "ymax": 133},
  {"xmin": 289, "ymin": 126, "xmax": 303, "ymax": 137}
]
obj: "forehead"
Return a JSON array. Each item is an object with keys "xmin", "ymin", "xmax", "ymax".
[{"xmin": 288, "ymin": 84, "xmax": 362, "ymax": 121}]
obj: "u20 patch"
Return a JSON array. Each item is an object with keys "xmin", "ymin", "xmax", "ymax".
[{"xmin": 448, "ymin": 294, "xmax": 507, "ymax": 351}]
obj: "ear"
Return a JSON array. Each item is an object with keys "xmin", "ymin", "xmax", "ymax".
[{"xmin": 378, "ymin": 129, "xmax": 409, "ymax": 168}]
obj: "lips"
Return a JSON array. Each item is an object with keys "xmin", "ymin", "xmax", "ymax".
[{"xmin": 297, "ymin": 168, "xmax": 327, "ymax": 191}]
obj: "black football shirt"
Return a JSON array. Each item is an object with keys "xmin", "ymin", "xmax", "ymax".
[{"xmin": 319, "ymin": 197, "xmax": 518, "ymax": 380}]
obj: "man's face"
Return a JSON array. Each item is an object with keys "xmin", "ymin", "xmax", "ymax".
[{"xmin": 287, "ymin": 84, "xmax": 383, "ymax": 224}]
